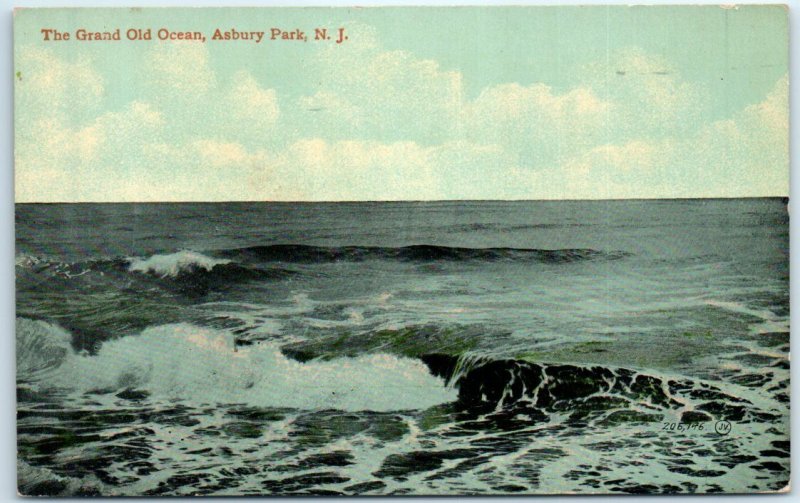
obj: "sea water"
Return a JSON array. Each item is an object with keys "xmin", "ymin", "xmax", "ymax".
[{"xmin": 15, "ymin": 199, "xmax": 789, "ymax": 495}]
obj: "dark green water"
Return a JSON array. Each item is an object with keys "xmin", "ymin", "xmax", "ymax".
[{"xmin": 16, "ymin": 199, "xmax": 789, "ymax": 495}]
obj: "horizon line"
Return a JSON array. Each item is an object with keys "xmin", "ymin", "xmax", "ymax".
[{"xmin": 14, "ymin": 195, "xmax": 789, "ymax": 204}]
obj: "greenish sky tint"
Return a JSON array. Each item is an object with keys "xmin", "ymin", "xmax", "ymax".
[{"xmin": 14, "ymin": 6, "xmax": 788, "ymax": 201}]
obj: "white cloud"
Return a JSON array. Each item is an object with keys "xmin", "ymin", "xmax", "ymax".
[
  {"xmin": 552, "ymin": 73, "xmax": 788, "ymax": 199},
  {"xmin": 580, "ymin": 47, "xmax": 710, "ymax": 138},
  {"xmin": 243, "ymin": 138, "xmax": 524, "ymax": 201},
  {"xmin": 14, "ymin": 38, "xmax": 788, "ymax": 202},
  {"xmin": 192, "ymin": 139, "xmax": 261, "ymax": 168},
  {"xmin": 297, "ymin": 91, "xmax": 364, "ymax": 132},
  {"xmin": 300, "ymin": 24, "xmax": 464, "ymax": 142},
  {"xmin": 563, "ymin": 140, "xmax": 667, "ymax": 175},
  {"xmin": 15, "ymin": 118, "xmax": 99, "ymax": 202},
  {"xmin": 16, "ymin": 101, "xmax": 168, "ymax": 202},
  {"xmin": 227, "ymin": 71, "xmax": 280, "ymax": 126},
  {"xmin": 266, "ymin": 139, "xmax": 441, "ymax": 201},
  {"xmin": 15, "ymin": 47, "xmax": 104, "ymax": 125},
  {"xmin": 466, "ymin": 83, "xmax": 612, "ymax": 168},
  {"xmin": 689, "ymin": 73, "xmax": 788, "ymax": 196},
  {"xmin": 146, "ymin": 41, "xmax": 215, "ymax": 98},
  {"xmin": 141, "ymin": 44, "xmax": 281, "ymax": 146}
]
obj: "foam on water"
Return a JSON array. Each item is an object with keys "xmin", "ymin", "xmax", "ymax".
[
  {"xmin": 705, "ymin": 299, "xmax": 790, "ymax": 333},
  {"xmin": 14, "ymin": 200, "xmax": 790, "ymax": 495},
  {"xmin": 17, "ymin": 319, "xmax": 457, "ymax": 412},
  {"xmin": 17, "ymin": 460, "xmax": 103, "ymax": 496},
  {"xmin": 16, "ymin": 318, "xmax": 74, "ymax": 377},
  {"xmin": 128, "ymin": 251, "xmax": 231, "ymax": 278},
  {"xmin": 15, "ymin": 254, "xmax": 43, "ymax": 268}
]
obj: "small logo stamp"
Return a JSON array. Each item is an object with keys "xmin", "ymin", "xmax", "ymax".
[{"xmin": 714, "ymin": 420, "xmax": 732, "ymax": 435}]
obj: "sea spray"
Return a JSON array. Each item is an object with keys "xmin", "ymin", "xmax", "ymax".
[
  {"xmin": 128, "ymin": 251, "xmax": 231, "ymax": 278},
  {"xmin": 18, "ymin": 319, "xmax": 457, "ymax": 412}
]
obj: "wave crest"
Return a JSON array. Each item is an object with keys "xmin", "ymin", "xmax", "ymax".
[
  {"xmin": 24, "ymin": 323, "xmax": 456, "ymax": 412},
  {"xmin": 15, "ymin": 254, "xmax": 44, "ymax": 268},
  {"xmin": 128, "ymin": 251, "xmax": 231, "ymax": 278},
  {"xmin": 419, "ymin": 354, "xmax": 779, "ymax": 423},
  {"xmin": 17, "ymin": 318, "xmax": 74, "ymax": 378}
]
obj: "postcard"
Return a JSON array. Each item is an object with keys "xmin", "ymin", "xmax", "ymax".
[{"xmin": 14, "ymin": 5, "xmax": 789, "ymax": 496}]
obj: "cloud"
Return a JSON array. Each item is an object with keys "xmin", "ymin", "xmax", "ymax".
[
  {"xmin": 227, "ymin": 71, "xmax": 280, "ymax": 128},
  {"xmin": 297, "ymin": 91, "xmax": 364, "ymax": 132},
  {"xmin": 689, "ymin": 73, "xmax": 788, "ymax": 196},
  {"xmin": 298, "ymin": 24, "xmax": 464, "ymax": 143},
  {"xmin": 14, "ymin": 36, "xmax": 788, "ymax": 202},
  {"xmin": 215, "ymin": 71, "xmax": 280, "ymax": 144},
  {"xmin": 15, "ymin": 47, "xmax": 104, "ymax": 125},
  {"xmin": 146, "ymin": 41, "xmax": 215, "ymax": 98},
  {"xmin": 192, "ymin": 139, "xmax": 266, "ymax": 168},
  {"xmin": 553, "ymin": 73, "xmax": 788, "ymax": 199},
  {"xmin": 16, "ymin": 101, "xmax": 168, "ymax": 202},
  {"xmin": 466, "ymin": 83, "xmax": 612, "ymax": 168},
  {"xmin": 242, "ymin": 138, "xmax": 525, "ymax": 201},
  {"xmin": 260, "ymin": 139, "xmax": 450, "ymax": 201},
  {"xmin": 579, "ymin": 47, "xmax": 710, "ymax": 138},
  {"xmin": 563, "ymin": 140, "xmax": 667, "ymax": 176},
  {"xmin": 15, "ymin": 118, "xmax": 100, "ymax": 202},
  {"xmin": 294, "ymin": 28, "xmax": 618, "ymax": 175},
  {"xmin": 15, "ymin": 45, "xmax": 274, "ymax": 202},
  {"xmin": 556, "ymin": 139, "xmax": 675, "ymax": 199},
  {"xmin": 142, "ymin": 43, "xmax": 280, "ymax": 145}
]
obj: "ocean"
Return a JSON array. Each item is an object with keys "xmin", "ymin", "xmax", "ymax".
[{"xmin": 15, "ymin": 199, "xmax": 789, "ymax": 495}]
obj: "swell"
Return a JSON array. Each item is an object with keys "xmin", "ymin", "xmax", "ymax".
[
  {"xmin": 418, "ymin": 354, "xmax": 781, "ymax": 423},
  {"xmin": 220, "ymin": 244, "xmax": 630, "ymax": 264},
  {"xmin": 16, "ymin": 243, "xmax": 629, "ymax": 293},
  {"xmin": 16, "ymin": 251, "xmax": 299, "ymax": 297}
]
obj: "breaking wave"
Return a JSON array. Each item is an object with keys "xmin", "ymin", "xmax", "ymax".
[
  {"xmin": 128, "ymin": 251, "xmax": 232, "ymax": 278},
  {"xmin": 16, "ymin": 251, "xmax": 299, "ymax": 296},
  {"xmin": 16, "ymin": 318, "xmax": 74, "ymax": 378},
  {"xmin": 126, "ymin": 251, "xmax": 298, "ymax": 294},
  {"xmin": 16, "ymin": 244, "xmax": 629, "ymax": 299},
  {"xmin": 17, "ymin": 316, "xmax": 780, "ymax": 424},
  {"xmin": 16, "ymin": 318, "xmax": 457, "ymax": 412},
  {"xmin": 18, "ymin": 460, "xmax": 102, "ymax": 497},
  {"xmin": 419, "ymin": 354, "xmax": 781, "ymax": 423},
  {"xmin": 16, "ymin": 244, "xmax": 629, "ymax": 289}
]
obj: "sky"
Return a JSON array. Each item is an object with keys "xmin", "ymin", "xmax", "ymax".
[{"xmin": 13, "ymin": 6, "xmax": 789, "ymax": 202}]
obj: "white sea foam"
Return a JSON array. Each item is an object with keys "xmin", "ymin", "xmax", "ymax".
[
  {"xmin": 16, "ymin": 318, "xmax": 74, "ymax": 377},
  {"xmin": 705, "ymin": 299, "xmax": 789, "ymax": 333},
  {"xmin": 18, "ymin": 459, "xmax": 103, "ymax": 496},
  {"xmin": 20, "ymin": 320, "xmax": 456, "ymax": 412},
  {"xmin": 15, "ymin": 254, "xmax": 43, "ymax": 268},
  {"xmin": 127, "ymin": 251, "xmax": 231, "ymax": 278}
]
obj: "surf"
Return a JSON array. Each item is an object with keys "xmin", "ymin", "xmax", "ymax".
[
  {"xmin": 16, "ymin": 319, "xmax": 457, "ymax": 412},
  {"xmin": 127, "ymin": 250, "xmax": 232, "ymax": 278}
]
